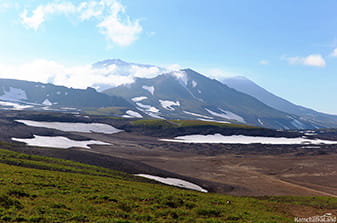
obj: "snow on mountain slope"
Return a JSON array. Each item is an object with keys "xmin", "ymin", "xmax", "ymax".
[
  {"xmin": 142, "ymin": 85, "xmax": 155, "ymax": 95},
  {"xmin": 104, "ymin": 68, "xmax": 318, "ymax": 129},
  {"xmin": 159, "ymin": 100, "xmax": 180, "ymax": 111},
  {"xmin": 223, "ymin": 76, "xmax": 337, "ymax": 128},
  {"xmin": 132, "ymin": 96, "xmax": 147, "ymax": 102},
  {"xmin": 123, "ymin": 110, "xmax": 143, "ymax": 118},
  {"xmin": 0, "ymin": 87, "xmax": 27, "ymax": 102},
  {"xmin": 183, "ymin": 111, "xmax": 214, "ymax": 119},
  {"xmin": 0, "ymin": 78, "xmax": 136, "ymax": 114},
  {"xmin": 205, "ymin": 108, "xmax": 245, "ymax": 123}
]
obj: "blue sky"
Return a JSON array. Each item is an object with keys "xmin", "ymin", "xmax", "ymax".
[{"xmin": 1, "ymin": 0, "xmax": 337, "ymax": 114}]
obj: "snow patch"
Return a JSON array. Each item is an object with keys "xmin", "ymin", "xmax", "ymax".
[
  {"xmin": 135, "ymin": 174, "xmax": 207, "ymax": 192},
  {"xmin": 171, "ymin": 71, "xmax": 188, "ymax": 86},
  {"xmin": 0, "ymin": 87, "xmax": 27, "ymax": 102},
  {"xmin": 161, "ymin": 134, "xmax": 337, "ymax": 145},
  {"xmin": 12, "ymin": 135, "xmax": 110, "ymax": 149},
  {"xmin": 159, "ymin": 100, "xmax": 180, "ymax": 111},
  {"xmin": 136, "ymin": 103, "xmax": 159, "ymax": 113},
  {"xmin": 123, "ymin": 110, "xmax": 143, "ymax": 118},
  {"xmin": 291, "ymin": 119, "xmax": 306, "ymax": 129},
  {"xmin": 131, "ymin": 96, "xmax": 148, "ymax": 102},
  {"xmin": 42, "ymin": 99, "xmax": 52, "ymax": 106},
  {"xmin": 147, "ymin": 113, "xmax": 165, "ymax": 119},
  {"xmin": 15, "ymin": 120, "xmax": 123, "ymax": 134},
  {"xmin": 183, "ymin": 111, "xmax": 213, "ymax": 119},
  {"xmin": 0, "ymin": 101, "xmax": 33, "ymax": 110},
  {"xmin": 258, "ymin": 119, "xmax": 264, "ymax": 126},
  {"xmin": 142, "ymin": 85, "xmax": 155, "ymax": 95},
  {"xmin": 205, "ymin": 108, "xmax": 245, "ymax": 122},
  {"xmin": 192, "ymin": 80, "xmax": 197, "ymax": 88},
  {"xmin": 216, "ymin": 108, "xmax": 245, "ymax": 123}
]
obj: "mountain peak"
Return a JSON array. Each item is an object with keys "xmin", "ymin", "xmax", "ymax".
[
  {"xmin": 92, "ymin": 59, "xmax": 129, "ymax": 68},
  {"xmin": 92, "ymin": 59, "xmax": 156, "ymax": 69}
]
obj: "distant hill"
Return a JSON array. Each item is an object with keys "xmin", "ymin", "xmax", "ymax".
[
  {"xmin": 223, "ymin": 76, "xmax": 337, "ymax": 128},
  {"xmin": 0, "ymin": 78, "xmax": 135, "ymax": 114}
]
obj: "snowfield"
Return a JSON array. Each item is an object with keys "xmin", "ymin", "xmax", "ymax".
[
  {"xmin": 183, "ymin": 111, "xmax": 213, "ymax": 119},
  {"xmin": 0, "ymin": 87, "xmax": 27, "ymax": 102},
  {"xmin": 159, "ymin": 100, "xmax": 180, "ymax": 111},
  {"xmin": 122, "ymin": 110, "xmax": 143, "ymax": 118},
  {"xmin": 0, "ymin": 101, "xmax": 33, "ymax": 110},
  {"xmin": 15, "ymin": 120, "xmax": 123, "ymax": 134},
  {"xmin": 142, "ymin": 85, "xmax": 155, "ymax": 95},
  {"xmin": 135, "ymin": 174, "xmax": 207, "ymax": 192},
  {"xmin": 131, "ymin": 96, "xmax": 148, "ymax": 102},
  {"xmin": 205, "ymin": 108, "xmax": 245, "ymax": 123},
  {"xmin": 136, "ymin": 102, "xmax": 160, "ymax": 113},
  {"xmin": 12, "ymin": 135, "xmax": 110, "ymax": 149},
  {"xmin": 160, "ymin": 134, "xmax": 337, "ymax": 144},
  {"xmin": 192, "ymin": 80, "xmax": 198, "ymax": 87},
  {"xmin": 42, "ymin": 99, "xmax": 52, "ymax": 106}
]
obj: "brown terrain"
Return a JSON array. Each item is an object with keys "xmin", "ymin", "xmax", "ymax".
[
  {"xmin": 1, "ymin": 110, "xmax": 337, "ymax": 197},
  {"xmin": 81, "ymin": 131, "xmax": 337, "ymax": 197}
]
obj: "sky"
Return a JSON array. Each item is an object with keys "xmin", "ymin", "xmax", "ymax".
[{"xmin": 0, "ymin": 0, "xmax": 337, "ymax": 114}]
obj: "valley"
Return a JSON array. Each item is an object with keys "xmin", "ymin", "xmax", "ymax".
[
  {"xmin": 2, "ymin": 110, "xmax": 337, "ymax": 197},
  {"xmin": 0, "ymin": 109, "xmax": 336, "ymax": 221}
]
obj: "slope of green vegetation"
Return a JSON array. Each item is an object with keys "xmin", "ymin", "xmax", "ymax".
[
  {"xmin": 0, "ymin": 148, "xmax": 335, "ymax": 222},
  {"xmin": 131, "ymin": 119, "xmax": 259, "ymax": 129},
  {"xmin": 84, "ymin": 106, "xmax": 129, "ymax": 116}
]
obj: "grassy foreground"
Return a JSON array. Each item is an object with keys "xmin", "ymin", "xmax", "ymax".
[{"xmin": 0, "ymin": 148, "xmax": 335, "ymax": 222}]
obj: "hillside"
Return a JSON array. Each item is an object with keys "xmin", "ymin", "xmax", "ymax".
[
  {"xmin": 0, "ymin": 78, "xmax": 134, "ymax": 113},
  {"xmin": 104, "ymin": 69, "xmax": 318, "ymax": 129},
  {"xmin": 223, "ymin": 76, "xmax": 337, "ymax": 128},
  {"xmin": 0, "ymin": 147, "xmax": 336, "ymax": 222}
]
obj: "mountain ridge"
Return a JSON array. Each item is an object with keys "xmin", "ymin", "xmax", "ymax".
[
  {"xmin": 223, "ymin": 76, "xmax": 337, "ymax": 128},
  {"xmin": 104, "ymin": 68, "xmax": 319, "ymax": 129}
]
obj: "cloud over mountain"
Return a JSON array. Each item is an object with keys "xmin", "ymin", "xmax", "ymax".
[{"xmin": 0, "ymin": 59, "xmax": 175, "ymax": 91}]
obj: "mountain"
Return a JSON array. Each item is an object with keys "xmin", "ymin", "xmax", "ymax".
[
  {"xmin": 223, "ymin": 76, "xmax": 337, "ymax": 128},
  {"xmin": 90, "ymin": 59, "xmax": 167, "ymax": 91},
  {"xmin": 104, "ymin": 69, "xmax": 319, "ymax": 129},
  {"xmin": 92, "ymin": 59, "xmax": 159, "ymax": 70},
  {"xmin": 0, "ymin": 78, "xmax": 136, "ymax": 114}
]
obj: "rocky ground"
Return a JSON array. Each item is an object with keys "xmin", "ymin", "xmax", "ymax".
[{"xmin": 1, "ymin": 110, "xmax": 337, "ymax": 197}]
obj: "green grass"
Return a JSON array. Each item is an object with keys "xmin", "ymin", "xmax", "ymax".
[
  {"xmin": 257, "ymin": 196, "xmax": 337, "ymax": 209},
  {"xmin": 84, "ymin": 106, "xmax": 128, "ymax": 116},
  {"xmin": 131, "ymin": 119, "xmax": 259, "ymax": 129},
  {"xmin": 0, "ymin": 148, "xmax": 335, "ymax": 222}
]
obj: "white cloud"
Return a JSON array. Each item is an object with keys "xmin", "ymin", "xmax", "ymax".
[
  {"xmin": 97, "ymin": 13, "xmax": 142, "ymax": 47},
  {"xmin": 20, "ymin": 0, "xmax": 142, "ymax": 46},
  {"xmin": 259, "ymin": 60, "xmax": 269, "ymax": 65},
  {"xmin": 331, "ymin": 48, "xmax": 337, "ymax": 57},
  {"xmin": 165, "ymin": 64, "xmax": 182, "ymax": 71},
  {"xmin": 283, "ymin": 54, "xmax": 326, "ymax": 67},
  {"xmin": 204, "ymin": 68, "xmax": 245, "ymax": 80},
  {"xmin": 20, "ymin": 2, "xmax": 77, "ymax": 30},
  {"xmin": 0, "ymin": 59, "xmax": 168, "ymax": 91}
]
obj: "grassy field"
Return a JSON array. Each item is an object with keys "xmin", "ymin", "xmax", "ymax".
[
  {"xmin": 131, "ymin": 119, "xmax": 259, "ymax": 129},
  {"xmin": 0, "ymin": 148, "xmax": 335, "ymax": 222}
]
